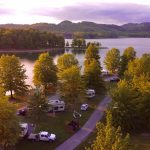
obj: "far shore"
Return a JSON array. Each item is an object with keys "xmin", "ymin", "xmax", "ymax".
[
  {"xmin": 0, "ymin": 46, "xmax": 108, "ymax": 54},
  {"xmin": 0, "ymin": 48, "xmax": 65, "ymax": 53}
]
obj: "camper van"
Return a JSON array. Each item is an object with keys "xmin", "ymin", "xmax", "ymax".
[
  {"xmin": 86, "ymin": 89, "xmax": 95, "ymax": 98},
  {"xmin": 20, "ymin": 123, "xmax": 28, "ymax": 137},
  {"xmin": 48, "ymin": 99, "xmax": 65, "ymax": 112}
]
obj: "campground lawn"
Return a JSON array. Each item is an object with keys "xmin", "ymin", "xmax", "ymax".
[{"xmin": 16, "ymin": 93, "xmax": 105, "ymax": 150}]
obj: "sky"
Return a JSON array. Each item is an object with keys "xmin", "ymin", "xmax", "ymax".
[{"xmin": 0, "ymin": 0, "xmax": 150, "ymax": 25}]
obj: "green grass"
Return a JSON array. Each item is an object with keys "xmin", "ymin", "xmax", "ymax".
[
  {"xmin": 75, "ymin": 131, "xmax": 96, "ymax": 150},
  {"xmin": 16, "ymin": 93, "xmax": 105, "ymax": 150}
]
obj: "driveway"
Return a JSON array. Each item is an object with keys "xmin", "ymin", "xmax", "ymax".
[{"xmin": 55, "ymin": 96, "xmax": 111, "ymax": 150}]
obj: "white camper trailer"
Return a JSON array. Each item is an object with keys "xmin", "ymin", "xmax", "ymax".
[
  {"xmin": 48, "ymin": 99, "xmax": 65, "ymax": 112},
  {"xmin": 86, "ymin": 89, "xmax": 95, "ymax": 98}
]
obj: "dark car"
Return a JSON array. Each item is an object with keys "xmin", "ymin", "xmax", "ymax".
[
  {"xmin": 17, "ymin": 108, "xmax": 28, "ymax": 116},
  {"xmin": 110, "ymin": 77, "xmax": 120, "ymax": 82}
]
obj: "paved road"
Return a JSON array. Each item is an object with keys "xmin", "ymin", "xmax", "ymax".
[{"xmin": 55, "ymin": 96, "xmax": 111, "ymax": 150}]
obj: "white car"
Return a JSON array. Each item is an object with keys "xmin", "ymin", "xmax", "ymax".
[
  {"xmin": 81, "ymin": 104, "xmax": 89, "ymax": 111},
  {"xmin": 28, "ymin": 131, "xmax": 56, "ymax": 141},
  {"xmin": 20, "ymin": 123, "xmax": 28, "ymax": 137}
]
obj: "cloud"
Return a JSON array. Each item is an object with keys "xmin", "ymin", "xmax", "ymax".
[
  {"xmin": 0, "ymin": 7, "xmax": 13, "ymax": 16},
  {"xmin": 31, "ymin": 3, "xmax": 150, "ymax": 24}
]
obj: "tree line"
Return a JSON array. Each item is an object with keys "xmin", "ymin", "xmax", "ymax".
[
  {"xmin": 104, "ymin": 47, "xmax": 150, "ymax": 132},
  {"xmin": 0, "ymin": 29, "xmax": 65, "ymax": 50}
]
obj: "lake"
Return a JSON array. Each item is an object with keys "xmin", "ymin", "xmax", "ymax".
[{"xmin": 19, "ymin": 38, "xmax": 150, "ymax": 86}]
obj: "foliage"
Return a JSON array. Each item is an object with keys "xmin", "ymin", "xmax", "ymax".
[
  {"xmin": 84, "ymin": 43, "xmax": 103, "ymax": 91},
  {"xmin": 86, "ymin": 111, "xmax": 134, "ymax": 150},
  {"xmin": 109, "ymin": 54, "xmax": 150, "ymax": 132},
  {"xmin": 0, "ymin": 55, "xmax": 28, "ymax": 98},
  {"xmin": 58, "ymin": 66, "xmax": 85, "ymax": 111},
  {"xmin": 86, "ymin": 42, "xmax": 101, "ymax": 48},
  {"xmin": 104, "ymin": 48, "xmax": 120, "ymax": 74},
  {"xmin": 0, "ymin": 28, "xmax": 64, "ymax": 49},
  {"xmin": 33, "ymin": 52, "xmax": 57, "ymax": 93},
  {"xmin": 1, "ymin": 22, "xmax": 150, "ymax": 39},
  {"xmin": 84, "ymin": 59, "xmax": 103, "ymax": 91},
  {"xmin": 71, "ymin": 38, "xmax": 86, "ymax": 48},
  {"xmin": 28, "ymin": 91, "xmax": 49, "ymax": 123},
  {"xmin": 125, "ymin": 54, "xmax": 150, "ymax": 79},
  {"xmin": 84, "ymin": 43, "xmax": 100, "ymax": 65},
  {"xmin": 0, "ymin": 93, "xmax": 20, "ymax": 150},
  {"xmin": 109, "ymin": 80, "xmax": 138, "ymax": 132},
  {"xmin": 57, "ymin": 53, "xmax": 78, "ymax": 72},
  {"xmin": 119, "ymin": 47, "xmax": 136, "ymax": 77}
]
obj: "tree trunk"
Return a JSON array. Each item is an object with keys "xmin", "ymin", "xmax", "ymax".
[{"xmin": 10, "ymin": 90, "xmax": 13, "ymax": 99}]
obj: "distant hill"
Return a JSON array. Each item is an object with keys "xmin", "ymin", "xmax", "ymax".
[{"xmin": 0, "ymin": 21, "xmax": 150, "ymax": 38}]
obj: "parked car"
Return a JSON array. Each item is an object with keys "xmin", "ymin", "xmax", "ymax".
[
  {"xmin": 81, "ymin": 104, "xmax": 89, "ymax": 111},
  {"xmin": 28, "ymin": 131, "xmax": 56, "ymax": 142},
  {"xmin": 86, "ymin": 89, "xmax": 95, "ymax": 98},
  {"xmin": 20, "ymin": 123, "xmax": 28, "ymax": 137},
  {"xmin": 110, "ymin": 77, "xmax": 120, "ymax": 82},
  {"xmin": 17, "ymin": 108, "xmax": 28, "ymax": 116}
]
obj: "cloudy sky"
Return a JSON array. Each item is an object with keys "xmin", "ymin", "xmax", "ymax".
[{"xmin": 0, "ymin": 0, "xmax": 150, "ymax": 25}]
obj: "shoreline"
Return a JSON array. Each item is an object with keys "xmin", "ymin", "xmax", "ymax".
[
  {"xmin": 0, "ymin": 48, "xmax": 65, "ymax": 53},
  {"xmin": 0, "ymin": 47, "xmax": 108, "ymax": 54}
]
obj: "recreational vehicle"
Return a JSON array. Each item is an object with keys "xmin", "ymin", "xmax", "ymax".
[
  {"xmin": 86, "ymin": 89, "xmax": 95, "ymax": 98},
  {"xmin": 48, "ymin": 99, "xmax": 65, "ymax": 112}
]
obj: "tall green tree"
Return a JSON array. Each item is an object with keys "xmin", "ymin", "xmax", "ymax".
[
  {"xmin": 58, "ymin": 66, "xmax": 85, "ymax": 111},
  {"xmin": 104, "ymin": 48, "xmax": 120, "ymax": 74},
  {"xmin": 84, "ymin": 43, "xmax": 102, "ymax": 90},
  {"xmin": 33, "ymin": 52, "xmax": 57, "ymax": 93},
  {"xmin": 0, "ymin": 55, "xmax": 28, "ymax": 98},
  {"xmin": 87, "ymin": 111, "xmax": 133, "ymax": 150},
  {"xmin": 84, "ymin": 59, "xmax": 103, "ymax": 91},
  {"xmin": 57, "ymin": 53, "xmax": 78, "ymax": 72},
  {"xmin": 125, "ymin": 53, "xmax": 150, "ymax": 79},
  {"xmin": 84, "ymin": 43, "xmax": 100, "ymax": 66},
  {"xmin": 0, "ymin": 93, "xmax": 20, "ymax": 150},
  {"xmin": 119, "ymin": 47, "xmax": 136, "ymax": 77},
  {"xmin": 28, "ymin": 91, "xmax": 49, "ymax": 124},
  {"xmin": 110, "ymin": 80, "xmax": 137, "ymax": 132}
]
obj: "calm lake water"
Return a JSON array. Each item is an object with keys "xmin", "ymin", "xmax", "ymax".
[{"xmin": 18, "ymin": 38, "xmax": 150, "ymax": 86}]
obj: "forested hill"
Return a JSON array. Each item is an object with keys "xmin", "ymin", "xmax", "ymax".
[{"xmin": 0, "ymin": 21, "xmax": 150, "ymax": 38}]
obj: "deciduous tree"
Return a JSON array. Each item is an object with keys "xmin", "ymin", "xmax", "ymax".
[
  {"xmin": 0, "ymin": 93, "xmax": 20, "ymax": 150},
  {"xmin": 58, "ymin": 66, "xmax": 85, "ymax": 111},
  {"xmin": 28, "ymin": 91, "xmax": 49, "ymax": 123},
  {"xmin": 84, "ymin": 43, "xmax": 100, "ymax": 66},
  {"xmin": 87, "ymin": 111, "xmax": 133, "ymax": 150},
  {"xmin": 0, "ymin": 55, "xmax": 28, "ymax": 98},
  {"xmin": 84, "ymin": 59, "xmax": 103, "ymax": 91},
  {"xmin": 57, "ymin": 53, "xmax": 78, "ymax": 72},
  {"xmin": 119, "ymin": 47, "xmax": 136, "ymax": 77},
  {"xmin": 33, "ymin": 52, "xmax": 57, "ymax": 93},
  {"xmin": 104, "ymin": 48, "xmax": 120, "ymax": 74}
]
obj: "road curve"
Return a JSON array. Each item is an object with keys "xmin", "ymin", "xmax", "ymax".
[{"xmin": 55, "ymin": 96, "xmax": 111, "ymax": 150}]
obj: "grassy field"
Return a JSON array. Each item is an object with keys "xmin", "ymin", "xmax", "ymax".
[{"xmin": 16, "ymin": 93, "xmax": 105, "ymax": 150}]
